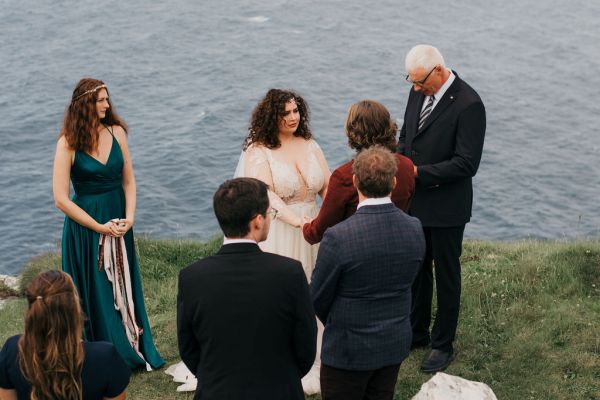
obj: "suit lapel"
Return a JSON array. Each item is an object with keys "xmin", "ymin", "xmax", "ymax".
[
  {"xmin": 416, "ymin": 74, "xmax": 462, "ymax": 135},
  {"xmin": 405, "ymin": 91, "xmax": 425, "ymax": 154}
]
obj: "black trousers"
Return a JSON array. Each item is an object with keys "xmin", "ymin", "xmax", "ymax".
[
  {"xmin": 320, "ymin": 363, "xmax": 401, "ymax": 400},
  {"xmin": 410, "ymin": 225, "xmax": 465, "ymax": 352}
]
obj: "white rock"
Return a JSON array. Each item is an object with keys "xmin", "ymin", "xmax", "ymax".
[
  {"xmin": 0, "ymin": 275, "xmax": 20, "ymax": 310},
  {"xmin": 411, "ymin": 372, "xmax": 497, "ymax": 400},
  {"xmin": 0, "ymin": 274, "xmax": 20, "ymax": 290}
]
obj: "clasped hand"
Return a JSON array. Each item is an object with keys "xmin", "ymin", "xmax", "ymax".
[
  {"xmin": 296, "ymin": 216, "xmax": 312, "ymax": 228},
  {"xmin": 101, "ymin": 218, "xmax": 133, "ymax": 237}
]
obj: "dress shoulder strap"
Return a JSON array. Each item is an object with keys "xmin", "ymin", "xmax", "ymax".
[{"xmin": 106, "ymin": 125, "xmax": 115, "ymax": 137}]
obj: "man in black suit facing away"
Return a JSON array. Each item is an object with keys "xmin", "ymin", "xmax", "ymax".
[
  {"xmin": 311, "ymin": 146, "xmax": 425, "ymax": 400},
  {"xmin": 177, "ymin": 177, "xmax": 317, "ymax": 400},
  {"xmin": 398, "ymin": 44, "xmax": 486, "ymax": 373}
]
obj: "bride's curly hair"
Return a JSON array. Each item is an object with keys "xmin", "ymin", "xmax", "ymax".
[
  {"xmin": 18, "ymin": 270, "xmax": 84, "ymax": 400},
  {"xmin": 60, "ymin": 78, "xmax": 128, "ymax": 153},
  {"xmin": 243, "ymin": 89, "xmax": 312, "ymax": 150}
]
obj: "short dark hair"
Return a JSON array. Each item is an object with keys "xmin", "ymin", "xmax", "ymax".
[
  {"xmin": 352, "ymin": 146, "xmax": 398, "ymax": 198},
  {"xmin": 213, "ymin": 178, "xmax": 269, "ymax": 238}
]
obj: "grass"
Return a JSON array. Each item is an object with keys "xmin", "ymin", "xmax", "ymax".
[
  {"xmin": 0, "ymin": 283, "xmax": 18, "ymax": 298},
  {"xmin": 1, "ymin": 238, "xmax": 599, "ymax": 399}
]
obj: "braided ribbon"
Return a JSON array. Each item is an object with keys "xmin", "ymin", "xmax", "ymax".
[{"xmin": 98, "ymin": 227, "xmax": 151, "ymax": 371}]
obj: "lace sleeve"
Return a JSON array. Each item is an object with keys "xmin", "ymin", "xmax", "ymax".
[
  {"xmin": 243, "ymin": 145, "xmax": 303, "ymax": 228},
  {"xmin": 309, "ymin": 139, "xmax": 331, "ymax": 199}
]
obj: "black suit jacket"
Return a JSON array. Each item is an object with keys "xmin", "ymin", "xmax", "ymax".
[
  {"xmin": 398, "ymin": 72, "xmax": 486, "ymax": 227},
  {"xmin": 177, "ymin": 243, "xmax": 317, "ymax": 400}
]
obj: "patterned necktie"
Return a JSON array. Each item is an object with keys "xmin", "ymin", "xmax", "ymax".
[{"xmin": 418, "ymin": 95, "xmax": 435, "ymax": 130}]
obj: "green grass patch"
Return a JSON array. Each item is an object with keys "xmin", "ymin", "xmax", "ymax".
[
  {"xmin": 18, "ymin": 252, "xmax": 62, "ymax": 294},
  {"xmin": 0, "ymin": 282, "xmax": 18, "ymax": 298},
  {"xmin": 1, "ymin": 238, "xmax": 599, "ymax": 399}
]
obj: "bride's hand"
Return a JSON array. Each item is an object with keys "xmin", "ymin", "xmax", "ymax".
[
  {"xmin": 293, "ymin": 216, "xmax": 312, "ymax": 228},
  {"xmin": 292, "ymin": 216, "xmax": 302, "ymax": 228}
]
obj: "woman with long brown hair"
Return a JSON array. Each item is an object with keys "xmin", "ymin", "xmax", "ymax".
[
  {"xmin": 0, "ymin": 270, "xmax": 130, "ymax": 399},
  {"xmin": 52, "ymin": 78, "xmax": 163, "ymax": 370}
]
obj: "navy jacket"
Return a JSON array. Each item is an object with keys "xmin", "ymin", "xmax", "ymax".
[
  {"xmin": 0, "ymin": 335, "xmax": 130, "ymax": 400},
  {"xmin": 310, "ymin": 203, "xmax": 425, "ymax": 370}
]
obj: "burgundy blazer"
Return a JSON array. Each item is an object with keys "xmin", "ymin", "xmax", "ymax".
[{"xmin": 303, "ymin": 153, "xmax": 415, "ymax": 244}]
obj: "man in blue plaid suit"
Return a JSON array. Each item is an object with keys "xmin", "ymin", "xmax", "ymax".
[{"xmin": 310, "ymin": 146, "xmax": 425, "ymax": 400}]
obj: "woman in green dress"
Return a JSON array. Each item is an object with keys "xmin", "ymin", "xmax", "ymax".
[{"xmin": 52, "ymin": 78, "xmax": 164, "ymax": 370}]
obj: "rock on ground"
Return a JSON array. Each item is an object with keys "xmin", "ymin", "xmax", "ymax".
[
  {"xmin": 411, "ymin": 372, "xmax": 497, "ymax": 400},
  {"xmin": 0, "ymin": 274, "xmax": 20, "ymax": 310},
  {"xmin": 0, "ymin": 274, "xmax": 20, "ymax": 290}
]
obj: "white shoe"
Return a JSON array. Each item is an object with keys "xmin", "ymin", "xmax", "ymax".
[
  {"xmin": 176, "ymin": 381, "xmax": 198, "ymax": 392},
  {"xmin": 165, "ymin": 362, "xmax": 197, "ymax": 392}
]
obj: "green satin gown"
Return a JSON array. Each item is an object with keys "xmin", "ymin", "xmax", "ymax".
[{"xmin": 61, "ymin": 133, "xmax": 164, "ymax": 370}]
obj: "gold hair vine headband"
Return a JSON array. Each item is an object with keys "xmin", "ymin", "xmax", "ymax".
[{"xmin": 73, "ymin": 84, "xmax": 107, "ymax": 101}]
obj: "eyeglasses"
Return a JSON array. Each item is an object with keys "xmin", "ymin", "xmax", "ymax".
[
  {"xmin": 405, "ymin": 65, "xmax": 437, "ymax": 87},
  {"xmin": 268, "ymin": 207, "xmax": 279, "ymax": 219}
]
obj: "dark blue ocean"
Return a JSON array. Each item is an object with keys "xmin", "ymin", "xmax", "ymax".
[{"xmin": 1, "ymin": 0, "xmax": 599, "ymax": 275}]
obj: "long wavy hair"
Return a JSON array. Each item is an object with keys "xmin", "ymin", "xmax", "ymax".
[
  {"xmin": 18, "ymin": 270, "xmax": 84, "ymax": 400},
  {"xmin": 243, "ymin": 89, "xmax": 312, "ymax": 150},
  {"xmin": 345, "ymin": 100, "xmax": 398, "ymax": 153},
  {"xmin": 60, "ymin": 78, "xmax": 128, "ymax": 153}
]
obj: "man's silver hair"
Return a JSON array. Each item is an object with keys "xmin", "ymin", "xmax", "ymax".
[{"xmin": 405, "ymin": 44, "xmax": 445, "ymax": 73}]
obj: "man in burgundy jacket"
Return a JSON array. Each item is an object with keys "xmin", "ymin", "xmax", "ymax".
[{"xmin": 303, "ymin": 99, "xmax": 415, "ymax": 245}]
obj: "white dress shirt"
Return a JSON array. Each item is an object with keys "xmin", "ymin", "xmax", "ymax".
[
  {"xmin": 356, "ymin": 197, "xmax": 392, "ymax": 210},
  {"xmin": 420, "ymin": 69, "xmax": 456, "ymax": 113},
  {"xmin": 223, "ymin": 237, "xmax": 257, "ymax": 245}
]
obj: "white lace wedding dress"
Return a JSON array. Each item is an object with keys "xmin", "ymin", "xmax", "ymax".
[
  {"xmin": 241, "ymin": 140, "xmax": 327, "ymax": 277},
  {"xmin": 239, "ymin": 139, "xmax": 329, "ymax": 395},
  {"xmin": 167, "ymin": 139, "xmax": 329, "ymax": 395}
]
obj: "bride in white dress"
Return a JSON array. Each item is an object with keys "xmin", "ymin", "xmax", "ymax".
[
  {"xmin": 167, "ymin": 89, "xmax": 330, "ymax": 395},
  {"xmin": 239, "ymin": 89, "xmax": 330, "ymax": 276},
  {"xmin": 238, "ymin": 89, "xmax": 330, "ymax": 395}
]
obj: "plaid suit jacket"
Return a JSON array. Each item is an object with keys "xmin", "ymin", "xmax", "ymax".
[{"xmin": 310, "ymin": 203, "xmax": 425, "ymax": 370}]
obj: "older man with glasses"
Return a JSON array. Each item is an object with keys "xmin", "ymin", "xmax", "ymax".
[{"xmin": 397, "ymin": 44, "xmax": 486, "ymax": 373}]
